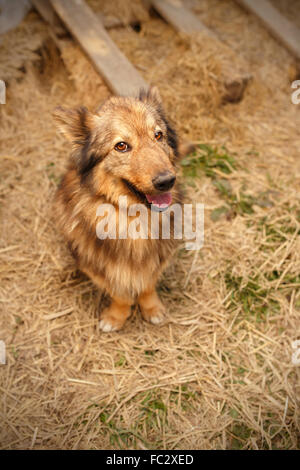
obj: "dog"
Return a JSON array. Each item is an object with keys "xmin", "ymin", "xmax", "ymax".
[{"xmin": 53, "ymin": 87, "xmax": 184, "ymax": 332}]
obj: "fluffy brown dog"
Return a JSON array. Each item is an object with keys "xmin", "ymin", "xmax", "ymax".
[{"xmin": 53, "ymin": 87, "xmax": 183, "ymax": 332}]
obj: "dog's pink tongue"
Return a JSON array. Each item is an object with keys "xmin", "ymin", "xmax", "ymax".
[{"xmin": 146, "ymin": 192, "xmax": 172, "ymax": 208}]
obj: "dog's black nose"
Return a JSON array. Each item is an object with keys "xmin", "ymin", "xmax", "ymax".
[{"xmin": 152, "ymin": 172, "xmax": 176, "ymax": 191}]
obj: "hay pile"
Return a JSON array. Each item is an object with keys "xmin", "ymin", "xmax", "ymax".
[
  {"xmin": 0, "ymin": 0, "xmax": 299, "ymax": 449},
  {"xmin": 0, "ymin": 11, "xmax": 48, "ymax": 82}
]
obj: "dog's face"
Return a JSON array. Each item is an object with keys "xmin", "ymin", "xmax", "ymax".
[{"xmin": 54, "ymin": 88, "xmax": 178, "ymax": 209}]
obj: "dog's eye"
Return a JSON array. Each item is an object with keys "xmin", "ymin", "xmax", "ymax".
[
  {"xmin": 155, "ymin": 131, "xmax": 163, "ymax": 141},
  {"xmin": 114, "ymin": 142, "xmax": 129, "ymax": 152}
]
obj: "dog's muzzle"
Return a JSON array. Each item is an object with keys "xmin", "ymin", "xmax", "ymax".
[{"xmin": 152, "ymin": 172, "xmax": 176, "ymax": 192}]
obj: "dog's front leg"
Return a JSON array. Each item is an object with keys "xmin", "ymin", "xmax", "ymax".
[
  {"xmin": 82, "ymin": 267, "xmax": 133, "ymax": 332},
  {"xmin": 99, "ymin": 296, "xmax": 133, "ymax": 332},
  {"xmin": 138, "ymin": 288, "xmax": 166, "ymax": 325}
]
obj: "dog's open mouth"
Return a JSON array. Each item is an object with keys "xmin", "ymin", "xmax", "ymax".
[
  {"xmin": 146, "ymin": 192, "xmax": 172, "ymax": 211},
  {"xmin": 122, "ymin": 179, "xmax": 173, "ymax": 211}
]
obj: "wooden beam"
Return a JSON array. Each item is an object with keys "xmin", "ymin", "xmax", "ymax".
[
  {"xmin": 49, "ymin": 0, "xmax": 148, "ymax": 96},
  {"xmin": 0, "ymin": 0, "xmax": 31, "ymax": 35},
  {"xmin": 31, "ymin": 0, "xmax": 66, "ymax": 36},
  {"xmin": 31, "ymin": 0, "xmax": 139, "ymax": 31},
  {"xmin": 235, "ymin": 0, "xmax": 300, "ymax": 60},
  {"xmin": 151, "ymin": 0, "xmax": 213, "ymax": 36},
  {"xmin": 150, "ymin": 0, "xmax": 251, "ymax": 103}
]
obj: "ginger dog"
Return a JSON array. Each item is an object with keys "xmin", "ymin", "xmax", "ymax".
[{"xmin": 54, "ymin": 87, "xmax": 183, "ymax": 331}]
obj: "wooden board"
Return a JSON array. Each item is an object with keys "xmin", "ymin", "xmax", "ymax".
[
  {"xmin": 150, "ymin": 0, "xmax": 251, "ymax": 103},
  {"xmin": 0, "ymin": 0, "xmax": 30, "ymax": 35},
  {"xmin": 31, "ymin": 0, "xmax": 66, "ymax": 36},
  {"xmin": 235, "ymin": 0, "xmax": 300, "ymax": 60},
  {"xmin": 49, "ymin": 0, "xmax": 148, "ymax": 96},
  {"xmin": 151, "ymin": 0, "xmax": 214, "ymax": 36},
  {"xmin": 31, "ymin": 0, "xmax": 135, "ymax": 32}
]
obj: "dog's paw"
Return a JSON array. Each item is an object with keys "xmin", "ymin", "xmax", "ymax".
[
  {"xmin": 99, "ymin": 307, "xmax": 127, "ymax": 332},
  {"xmin": 140, "ymin": 304, "xmax": 166, "ymax": 325},
  {"xmin": 99, "ymin": 318, "xmax": 118, "ymax": 333}
]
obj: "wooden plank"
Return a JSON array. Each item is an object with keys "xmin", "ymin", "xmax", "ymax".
[
  {"xmin": 151, "ymin": 0, "xmax": 213, "ymax": 36},
  {"xmin": 0, "ymin": 0, "xmax": 30, "ymax": 35},
  {"xmin": 150, "ymin": 0, "xmax": 251, "ymax": 103},
  {"xmin": 49, "ymin": 0, "xmax": 148, "ymax": 96},
  {"xmin": 31, "ymin": 0, "xmax": 66, "ymax": 36},
  {"xmin": 31, "ymin": 0, "xmax": 58, "ymax": 26},
  {"xmin": 235, "ymin": 0, "xmax": 300, "ymax": 60},
  {"xmin": 31, "ymin": 0, "xmax": 136, "ymax": 32}
]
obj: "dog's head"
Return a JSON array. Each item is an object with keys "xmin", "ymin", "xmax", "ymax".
[{"xmin": 54, "ymin": 87, "xmax": 178, "ymax": 210}]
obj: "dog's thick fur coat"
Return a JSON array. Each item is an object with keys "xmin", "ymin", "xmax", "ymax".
[{"xmin": 54, "ymin": 88, "xmax": 183, "ymax": 331}]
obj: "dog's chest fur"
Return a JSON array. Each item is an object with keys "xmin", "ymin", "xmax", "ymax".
[{"xmin": 54, "ymin": 168, "xmax": 179, "ymax": 298}]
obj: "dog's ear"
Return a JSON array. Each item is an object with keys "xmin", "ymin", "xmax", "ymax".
[
  {"xmin": 53, "ymin": 106, "xmax": 103, "ymax": 176},
  {"xmin": 139, "ymin": 86, "xmax": 162, "ymax": 108},
  {"xmin": 53, "ymin": 106, "xmax": 94, "ymax": 148},
  {"xmin": 139, "ymin": 87, "xmax": 180, "ymax": 158}
]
